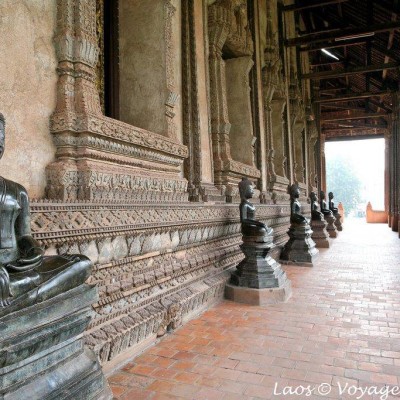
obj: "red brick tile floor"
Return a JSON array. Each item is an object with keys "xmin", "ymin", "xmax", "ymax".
[{"xmin": 109, "ymin": 219, "xmax": 400, "ymax": 399}]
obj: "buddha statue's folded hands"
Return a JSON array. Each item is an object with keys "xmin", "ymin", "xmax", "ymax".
[{"xmin": 6, "ymin": 235, "xmax": 44, "ymax": 271}]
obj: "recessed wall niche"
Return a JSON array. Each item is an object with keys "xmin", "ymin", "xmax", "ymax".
[{"xmin": 115, "ymin": 0, "xmax": 182, "ymax": 139}]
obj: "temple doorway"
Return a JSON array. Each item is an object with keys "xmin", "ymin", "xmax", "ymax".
[{"xmin": 325, "ymin": 138, "xmax": 385, "ymax": 220}]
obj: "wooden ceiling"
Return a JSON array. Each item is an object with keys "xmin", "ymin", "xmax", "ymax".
[{"xmin": 284, "ymin": 0, "xmax": 400, "ymax": 140}]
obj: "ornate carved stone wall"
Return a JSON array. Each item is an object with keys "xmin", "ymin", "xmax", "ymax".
[
  {"xmin": 30, "ymin": 201, "xmax": 291, "ymax": 364},
  {"xmin": 46, "ymin": 0, "xmax": 189, "ymax": 203},
  {"xmin": 2, "ymin": 0, "xmax": 319, "ymax": 371}
]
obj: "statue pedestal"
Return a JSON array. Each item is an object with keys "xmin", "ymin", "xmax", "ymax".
[
  {"xmin": 333, "ymin": 212, "xmax": 343, "ymax": 231},
  {"xmin": 227, "ymin": 235, "xmax": 292, "ymax": 304},
  {"xmin": 325, "ymin": 214, "xmax": 338, "ymax": 238},
  {"xmin": 280, "ymin": 223, "xmax": 319, "ymax": 266},
  {"xmin": 311, "ymin": 218, "xmax": 331, "ymax": 248},
  {"xmin": 225, "ymin": 280, "xmax": 292, "ymax": 305},
  {"xmin": 0, "ymin": 285, "xmax": 111, "ymax": 400}
]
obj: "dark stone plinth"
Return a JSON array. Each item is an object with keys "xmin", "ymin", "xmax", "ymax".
[
  {"xmin": 230, "ymin": 236, "xmax": 289, "ymax": 289},
  {"xmin": 311, "ymin": 219, "xmax": 331, "ymax": 248},
  {"xmin": 0, "ymin": 284, "xmax": 112, "ymax": 400},
  {"xmin": 280, "ymin": 224, "xmax": 319, "ymax": 265},
  {"xmin": 333, "ymin": 213, "xmax": 343, "ymax": 231},
  {"xmin": 225, "ymin": 279, "xmax": 292, "ymax": 305},
  {"xmin": 325, "ymin": 214, "xmax": 338, "ymax": 238}
]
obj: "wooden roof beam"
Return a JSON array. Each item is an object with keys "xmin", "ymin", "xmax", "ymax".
[
  {"xmin": 301, "ymin": 63, "xmax": 400, "ymax": 80},
  {"xmin": 282, "ymin": 0, "xmax": 349, "ymax": 13},
  {"xmin": 321, "ymin": 111, "xmax": 391, "ymax": 122},
  {"xmin": 310, "ymin": 61, "xmax": 343, "ymax": 67},
  {"xmin": 322, "ymin": 127, "xmax": 386, "ymax": 133},
  {"xmin": 325, "ymin": 132, "xmax": 385, "ymax": 141},
  {"xmin": 322, "ymin": 122, "xmax": 388, "ymax": 128},
  {"xmin": 319, "ymin": 86, "xmax": 349, "ymax": 92},
  {"xmin": 300, "ymin": 38, "xmax": 368, "ymax": 52},
  {"xmin": 286, "ymin": 21, "xmax": 400, "ymax": 47},
  {"xmin": 314, "ymin": 90, "xmax": 393, "ymax": 103}
]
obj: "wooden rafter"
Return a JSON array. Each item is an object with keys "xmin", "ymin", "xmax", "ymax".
[
  {"xmin": 286, "ymin": 21, "xmax": 400, "ymax": 47},
  {"xmin": 321, "ymin": 111, "xmax": 390, "ymax": 122},
  {"xmin": 314, "ymin": 90, "xmax": 393, "ymax": 103},
  {"xmin": 323, "ymin": 127, "xmax": 386, "ymax": 133},
  {"xmin": 283, "ymin": 0, "xmax": 349, "ymax": 13},
  {"xmin": 300, "ymin": 38, "xmax": 368, "ymax": 52},
  {"xmin": 302, "ymin": 63, "xmax": 400, "ymax": 80},
  {"xmin": 325, "ymin": 132, "xmax": 385, "ymax": 140}
]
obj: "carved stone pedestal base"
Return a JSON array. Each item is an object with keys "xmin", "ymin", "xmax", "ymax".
[
  {"xmin": 0, "ymin": 285, "xmax": 111, "ymax": 400},
  {"xmin": 325, "ymin": 215, "xmax": 338, "ymax": 238},
  {"xmin": 230, "ymin": 237, "xmax": 289, "ymax": 289},
  {"xmin": 311, "ymin": 218, "xmax": 331, "ymax": 248},
  {"xmin": 333, "ymin": 213, "xmax": 343, "ymax": 231},
  {"xmin": 225, "ymin": 280, "xmax": 292, "ymax": 305},
  {"xmin": 280, "ymin": 223, "xmax": 319, "ymax": 266}
]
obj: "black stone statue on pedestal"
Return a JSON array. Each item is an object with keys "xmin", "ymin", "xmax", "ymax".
[
  {"xmin": 328, "ymin": 191, "xmax": 343, "ymax": 231},
  {"xmin": 239, "ymin": 177, "xmax": 273, "ymax": 241},
  {"xmin": 229, "ymin": 177, "xmax": 287, "ymax": 289},
  {"xmin": 0, "ymin": 113, "xmax": 111, "ymax": 400},
  {"xmin": 309, "ymin": 191, "xmax": 330, "ymax": 248},
  {"xmin": 310, "ymin": 191, "xmax": 324, "ymax": 221},
  {"xmin": 280, "ymin": 184, "xmax": 318, "ymax": 265},
  {"xmin": 320, "ymin": 190, "xmax": 338, "ymax": 238}
]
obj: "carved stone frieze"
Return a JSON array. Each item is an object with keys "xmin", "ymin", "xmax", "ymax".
[
  {"xmin": 46, "ymin": 161, "xmax": 188, "ymax": 202},
  {"xmin": 30, "ymin": 202, "xmax": 290, "ymax": 244},
  {"xmin": 28, "ymin": 200, "xmax": 291, "ymax": 365}
]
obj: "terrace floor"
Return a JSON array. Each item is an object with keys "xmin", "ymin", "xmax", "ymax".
[{"xmin": 108, "ymin": 219, "xmax": 400, "ymax": 400}]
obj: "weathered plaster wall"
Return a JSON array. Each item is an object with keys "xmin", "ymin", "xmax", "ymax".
[
  {"xmin": 0, "ymin": 0, "xmax": 57, "ymax": 198},
  {"xmin": 119, "ymin": 0, "xmax": 183, "ymax": 143},
  {"xmin": 194, "ymin": 0, "xmax": 213, "ymax": 183}
]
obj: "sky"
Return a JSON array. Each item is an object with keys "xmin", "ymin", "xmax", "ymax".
[{"xmin": 325, "ymin": 138, "xmax": 385, "ymax": 210}]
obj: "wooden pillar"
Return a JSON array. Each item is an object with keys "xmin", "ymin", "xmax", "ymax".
[
  {"xmin": 320, "ymin": 134, "xmax": 327, "ymax": 193},
  {"xmin": 385, "ymin": 128, "xmax": 391, "ymax": 225},
  {"xmin": 391, "ymin": 93, "xmax": 399, "ymax": 231}
]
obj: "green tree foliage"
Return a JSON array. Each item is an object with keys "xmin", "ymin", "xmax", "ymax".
[{"xmin": 326, "ymin": 155, "xmax": 362, "ymax": 216}]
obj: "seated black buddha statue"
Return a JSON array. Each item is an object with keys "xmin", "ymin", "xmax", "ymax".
[
  {"xmin": 0, "ymin": 113, "xmax": 91, "ymax": 309},
  {"xmin": 238, "ymin": 177, "xmax": 273, "ymax": 239},
  {"xmin": 289, "ymin": 184, "xmax": 308, "ymax": 225},
  {"xmin": 310, "ymin": 191, "xmax": 324, "ymax": 221},
  {"xmin": 320, "ymin": 190, "xmax": 334, "ymax": 217},
  {"xmin": 328, "ymin": 192, "xmax": 339, "ymax": 214}
]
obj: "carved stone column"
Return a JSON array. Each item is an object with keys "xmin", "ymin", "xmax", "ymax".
[
  {"xmin": 248, "ymin": 0, "xmax": 269, "ymax": 203},
  {"xmin": 46, "ymin": 0, "xmax": 189, "ymax": 202},
  {"xmin": 307, "ymin": 111, "xmax": 318, "ymax": 193},
  {"xmin": 289, "ymin": 74, "xmax": 307, "ymax": 196},
  {"xmin": 182, "ymin": 0, "xmax": 224, "ymax": 202},
  {"xmin": 208, "ymin": 0, "xmax": 260, "ymax": 203},
  {"xmin": 262, "ymin": 5, "xmax": 289, "ymax": 204}
]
